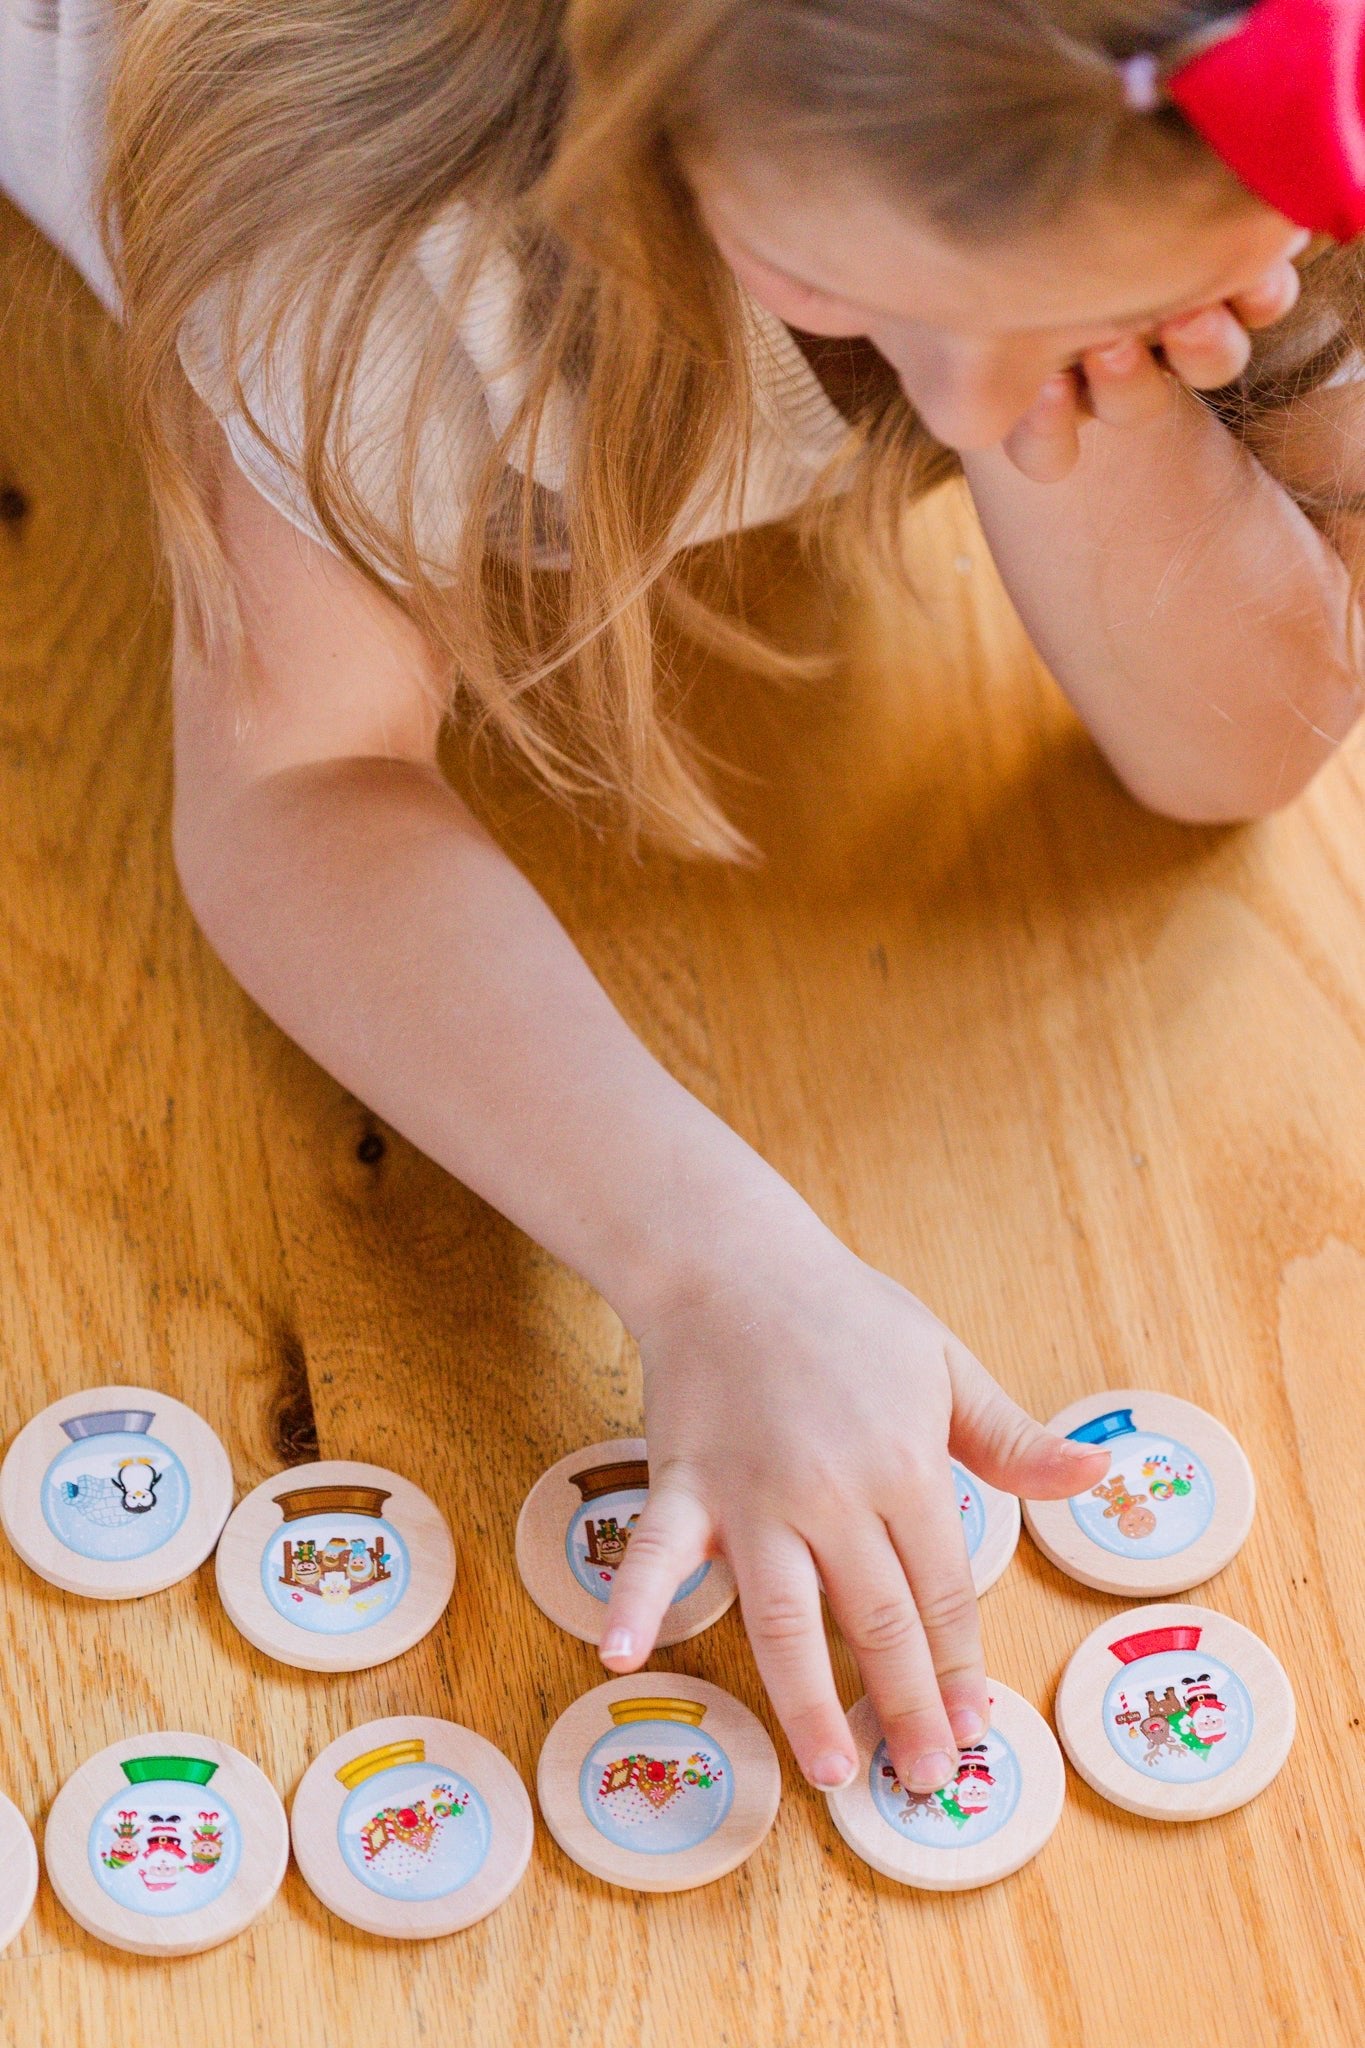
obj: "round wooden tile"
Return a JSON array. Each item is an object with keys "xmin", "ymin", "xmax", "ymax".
[
  {"xmin": 214, "ymin": 1460, "xmax": 455, "ymax": 1673},
  {"xmin": 291, "ymin": 1716, "xmax": 533, "ymax": 1937},
  {"xmin": 537, "ymin": 1673, "xmax": 780, "ymax": 1893},
  {"xmin": 0, "ymin": 1789, "xmax": 38, "ymax": 1950},
  {"xmin": 1055, "ymin": 1602, "xmax": 1295, "ymax": 1821},
  {"xmin": 516, "ymin": 1439, "xmax": 737, "ymax": 1646},
  {"xmin": 1022, "ymin": 1390, "xmax": 1255, "ymax": 1596},
  {"xmin": 0, "ymin": 1386, "xmax": 233, "ymax": 1601},
  {"xmin": 44, "ymin": 1731, "xmax": 288, "ymax": 1955},
  {"xmin": 953, "ymin": 1461, "xmax": 1020, "ymax": 1595},
  {"xmin": 825, "ymin": 1682, "xmax": 1064, "ymax": 1890}
]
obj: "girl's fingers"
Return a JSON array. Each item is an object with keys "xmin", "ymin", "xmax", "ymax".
[
  {"xmin": 598, "ymin": 1473, "xmax": 713, "ymax": 1672},
  {"xmin": 818, "ymin": 1525, "xmax": 957, "ymax": 1793},
  {"xmin": 945, "ymin": 1338, "xmax": 1108, "ymax": 1500},
  {"xmin": 1080, "ymin": 337, "xmax": 1174, "ymax": 430},
  {"xmin": 1228, "ymin": 253, "xmax": 1303, "ymax": 332},
  {"xmin": 731, "ymin": 1530, "xmax": 857, "ymax": 1790},
  {"xmin": 1158, "ymin": 303, "xmax": 1252, "ymax": 389},
  {"xmin": 1001, "ymin": 372, "xmax": 1083, "ymax": 482},
  {"xmin": 886, "ymin": 1469, "xmax": 987, "ymax": 1750}
]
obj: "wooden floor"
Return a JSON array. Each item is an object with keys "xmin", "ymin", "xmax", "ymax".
[{"xmin": 2, "ymin": 193, "xmax": 1364, "ymax": 2048}]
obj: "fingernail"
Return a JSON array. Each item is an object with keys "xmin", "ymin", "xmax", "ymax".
[
  {"xmin": 951, "ymin": 1710, "xmax": 985, "ymax": 1745},
  {"xmin": 1168, "ymin": 309, "xmax": 1220, "ymax": 346},
  {"xmin": 1095, "ymin": 338, "xmax": 1140, "ymax": 371},
  {"xmin": 600, "ymin": 1627, "xmax": 635, "ymax": 1660},
  {"xmin": 1038, "ymin": 373, "xmax": 1073, "ymax": 403},
  {"xmin": 909, "ymin": 1751, "xmax": 956, "ymax": 1791},
  {"xmin": 808, "ymin": 1752, "xmax": 858, "ymax": 1791},
  {"xmin": 1062, "ymin": 1436, "xmax": 1106, "ymax": 1458}
]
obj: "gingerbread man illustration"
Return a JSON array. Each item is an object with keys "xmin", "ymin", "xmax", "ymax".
[{"xmin": 1090, "ymin": 1474, "xmax": 1158, "ymax": 1542}]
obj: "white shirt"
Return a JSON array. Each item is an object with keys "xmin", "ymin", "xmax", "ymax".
[{"xmin": 0, "ymin": 0, "xmax": 851, "ymax": 565}]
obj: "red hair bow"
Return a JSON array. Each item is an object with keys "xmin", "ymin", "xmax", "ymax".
[{"xmin": 1166, "ymin": 0, "xmax": 1365, "ymax": 240}]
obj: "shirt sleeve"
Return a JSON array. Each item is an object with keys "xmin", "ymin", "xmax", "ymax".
[{"xmin": 176, "ymin": 228, "xmax": 499, "ymax": 575}]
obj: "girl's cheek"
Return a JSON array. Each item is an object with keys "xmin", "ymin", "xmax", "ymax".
[
  {"xmin": 733, "ymin": 266, "xmax": 867, "ymax": 337},
  {"xmin": 707, "ymin": 231, "xmax": 869, "ymax": 337}
]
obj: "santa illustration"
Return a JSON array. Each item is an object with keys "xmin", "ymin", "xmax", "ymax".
[
  {"xmin": 1104, "ymin": 1624, "xmax": 1242, "ymax": 1768},
  {"xmin": 1181, "ymin": 1674, "xmax": 1228, "ymax": 1745},
  {"xmin": 953, "ymin": 1747, "xmax": 994, "ymax": 1818},
  {"xmin": 139, "ymin": 1813, "xmax": 189, "ymax": 1893}
]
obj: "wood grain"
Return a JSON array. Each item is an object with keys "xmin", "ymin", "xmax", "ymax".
[{"xmin": 2, "ymin": 190, "xmax": 1364, "ymax": 2042}]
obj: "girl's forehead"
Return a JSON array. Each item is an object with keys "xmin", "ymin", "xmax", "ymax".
[{"xmin": 692, "ymin": 154, "xmax": 1299, "ymax": 335}]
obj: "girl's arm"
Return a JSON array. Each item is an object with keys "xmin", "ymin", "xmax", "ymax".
[
  {"xmin": 962, "ymin": 357, "xmax": 1365, "ymax": 824},
  {"xmin": 176, "ymin": 429, "xmax": 1105, "ymax": 1795}
]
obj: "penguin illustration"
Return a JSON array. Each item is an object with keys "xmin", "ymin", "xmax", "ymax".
[{"xmin": 60, "ymin": 1456, "xmax": 163, "ymax": 1525}]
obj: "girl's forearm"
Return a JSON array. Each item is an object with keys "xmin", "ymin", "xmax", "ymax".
[
  {"xmin": 175, "ymin": 753, "xmax": 819, "ymax": 1333},
  {"xmin": 961, "ymin": 388, "xmax": 1362, "ymax": 821}
]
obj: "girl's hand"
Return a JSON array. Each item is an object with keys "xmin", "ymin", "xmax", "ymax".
[
  {"xmin": 1003, "ymin": 236, "xmax": 1309, "ymax": 483},
  {"xmin": 597, "ymin": 1212, "xmax": 1107, "ymax": 1794}
]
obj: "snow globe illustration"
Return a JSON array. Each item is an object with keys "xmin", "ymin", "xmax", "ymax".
[
  {"xmin": 1103, "ymin": 1623, "xmax": 1254, "ymax": 1782},
  {"xmin": 1065, "ymin": 1408, "xmax": 1215, "ymax": 1561},
  {"xmin": 41, "ymin": 1407, "xmax": 191, "ymax": 1563},
  {"xmin": 952, "ymin": 1463, "xmax": 988, "ymax": 1562},
  {"xmin": 565, "ymin": 1459, "xmax": 708, "ymax": 1606},
  {"xmin": 89, "ymin": 1755, "xmax": 241, "ymax": 1918},
  {"xmin": 261, "ymin": 1482, "xmax": 410, "ymax": 1636},
  {"xmin": 579, "ymin": 1697, "xmax": 734, "ymax": 1854},
  {"xmin": 336, "ymin": 1738, "xmax": 491, "ymax": 1902},
  {"xmin": 870, "ymin": 1731, "xmax": 1021, "ymax": 1849}
]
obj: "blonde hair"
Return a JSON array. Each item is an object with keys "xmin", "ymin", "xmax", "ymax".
[{"xmin": 104, "ymin": 0, "xmax": 1365, "ymax": 856}]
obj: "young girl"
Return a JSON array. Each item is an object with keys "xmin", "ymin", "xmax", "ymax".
[{"xmin": 4, "ymin": 0, "xmax": 1363, "ymax": 1804}]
